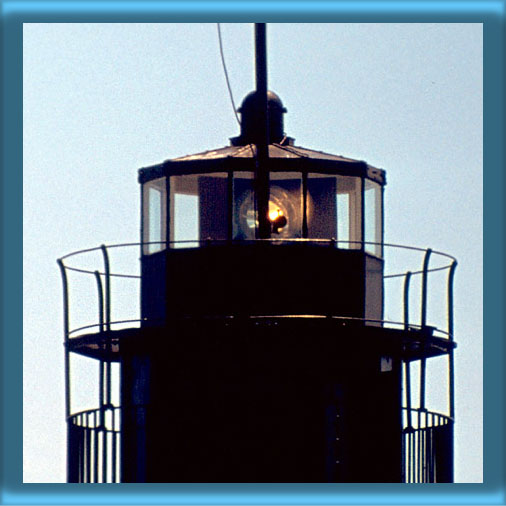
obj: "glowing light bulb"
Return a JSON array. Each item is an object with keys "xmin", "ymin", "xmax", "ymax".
[
  {"xmin": 238, "ymin": 186, "xmax": 302, "ymax": 238},
  {"xmin": 269, "ymin": 208, "xmax": 283, "ymax": 221},
  {"xmin": 269, "ymin": 206, "xmax": 288, "ymax": 234}
]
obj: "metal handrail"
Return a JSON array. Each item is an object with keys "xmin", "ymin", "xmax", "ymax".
[
  {"xmin": 57, "ymin": 259, "xmax": 71, "ymax": 420},
  {"xmin": 68, "ymin": 405, "xmax": 120, "ymax": 427},
  {"xmin": 60, "ymin": 240, "xmax": 457, "ymax": 484},
  {"xmin": 68, "ymin": 318, "xmax": 146, "ymax": 337},
  {"xmin": 68, "ymin": 405, "xmax": 453, "ymax": 431},
  {"xmin": 401, "ymin": 407, "xmax": 454, "ymax": 483},
  {"xmin": 402, "ymin": 406, "xmax": 454, "ymax": 427},
  {"xmin": 67, "ymin": 406, "xmax": 121, "ymax": 483},
  {"xmin": 58, "ymin": 239, "xmax": 457, "ymax": 277},
  {"xmin": 447, "ymin": 260, "xmax": 457, "ymax": 420},
  {"xmin": 58, "ymin": 241, "xmax": 457, "ymax": 346}
]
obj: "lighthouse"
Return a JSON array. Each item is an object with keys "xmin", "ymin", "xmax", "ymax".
[{"xmin": 58, "ymin": 24, "xmax": 457, "ymax": 483}]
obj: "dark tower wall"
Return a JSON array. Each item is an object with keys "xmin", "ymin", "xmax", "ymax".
[
  {"xmin": 120, "ymin": 317, "xmax": 402, "ymax": 483},
  {"xmin": 141, "ymin": 245, "xmax": 383, "ymax": 320}
]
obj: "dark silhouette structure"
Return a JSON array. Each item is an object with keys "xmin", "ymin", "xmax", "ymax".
[{"xmin": 58, "ymin": 24, "xmax": 457, "ymax": 483}]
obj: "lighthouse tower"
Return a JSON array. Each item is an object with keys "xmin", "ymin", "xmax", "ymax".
[{"xmin": 58, "ymin": 24, "xmax": 457, "ymax": 483}]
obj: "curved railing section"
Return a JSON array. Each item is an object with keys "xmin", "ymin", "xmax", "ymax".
[
  {"xmin": 402, "ymin": 408, "xmax": 454, "ymax": 483},
  {"xmin": 67, "ymin": 406, "xmax": 121, "ymax": 483},
  {"xmin": 66, "ymin": 405, "xmax": 453, "ymax": 483},
  {"xmin": 57, "ymin": 239, "xmax": 457, "ymax": 342}
]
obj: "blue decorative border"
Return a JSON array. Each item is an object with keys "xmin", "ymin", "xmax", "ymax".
[{"xmin": 2, "ymin": 0, "xmax": 503, "ymax": 504}]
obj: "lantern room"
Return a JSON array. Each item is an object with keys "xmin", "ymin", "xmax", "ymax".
[
  {"xmin": 139, "ymin": 91, "xmax": 385, "ymax": 323},
  {"xmin": 141, "ymin": 91, "xmax": 383, "ymax": 255}
]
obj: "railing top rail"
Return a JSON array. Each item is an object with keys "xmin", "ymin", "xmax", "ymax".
[
  {"xmin": 68, "ymin": 405, "xmax": 454, "ymax": 426},
  {"xmin": 57, "ymin": 240, "xmax": 457, "ymax": 280},
  {"xmin": 402, "ymin": 406, "xmax": 455, "ymax": 424},
  {"xmin": 67, "ymin": 405, "xmax": 120, "ymax": 422},
  {"xmin": 68, "ymin": 318, "xmax": 145, "ymax": 336}
]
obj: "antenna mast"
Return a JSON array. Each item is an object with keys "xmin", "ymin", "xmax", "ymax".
[{"xmin": 254, "ymin": 23, "xmax": 271, "ymax": 239}]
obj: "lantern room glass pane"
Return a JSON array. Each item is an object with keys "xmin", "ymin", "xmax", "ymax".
[
  {"xmin": 174, "ymin": 194, "xmax": 199, "ymax": 248},
  {"xmin": 337, "ymin": 192, "xmax": 349, "ymax": 247},
  {"xmin": 307, "ymin": 173, "xmax": 362, "ymax": 249},
  {"xmin": 340, "ymin": 175, "xmax": 362, "ymax": 250},
  {"xmin": 170, "ymin": 173, "xmax": 228, "ymax": 247},
  {"xmin": 233, "ymin": 172, "xmax": 256, "ymax": 240},
  {"xmin": 306, "ymin": 174, "xmax": 338, "ymax": 241},
  {"xmin": 142, "ymin": 177, "xmax": 166, "ymax": 255},
  {"xmin": 364, "ymin": 179, "xmax": 382, "ymax": 257},
  {"xmin": 150, "ymin": 188, "xmax": 162, "ymax": 244}
]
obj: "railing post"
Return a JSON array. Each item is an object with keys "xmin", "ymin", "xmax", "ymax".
[
  {"xmin": 419, "ymin": 249, "xmax": 431, "ymax": 412},
  {"xmin": 403, "ymin": 271, "xmax": 413, "ymax": 429},
  {"xmin": 100, "ymin": 245, "xmax": 111, "ymax": 332},
  {"xmin": 94, "ymin": 271, "xmax": 105, "ymax": 420},
  {"xmin": 57, "ymin": 259, "xmax": 74, "ymax": 483},
  {"xmin": 401, "ymin": 429, "xmax": 405, "ymax": 483},
  {"xmin": 403, "ymin": 270, "xmax": 412, "ymax": 330},
  {"xmin": 420, "ymin": 248, "xmax": 432, "ymax": 328},
  {"xmin": 410, "ymin": 430, "xmax": 414, "ymax": 483},
  {"xmin": 93, "ymin": 411, "xmax": 99, "ymax": 482},
  {"xmin": 94, "ymin": 270, "xmax": 108, "ymax": 482},
  {"xmin": 112, "ymin": 408, "xmax": 118, "ymax": 483},
  {"xmin": 447, "ymin": 260, "xmax": 457, "ymax": 483},
  {"xmin": 447, "ymin": 260, "xmax": 457, "ymax": 420},
  {"xmin": 417, "ymin": 409, "xmax": 421, "ymax": 482},
  {"xmin": 85, "ymin": 414, "xmax": 91, "ymax": 482},
  {"xmin": 100, "ymin": 245, "xmax": 112, "ymax": 408},
  {"xmin": 57, "ymin": 259, "xmax": 71, "ymax": 419},
  {"xmin": 100, "ymin": 245, "xmax": 113, "ymax": 482}
]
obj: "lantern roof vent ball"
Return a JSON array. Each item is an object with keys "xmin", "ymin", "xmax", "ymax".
[
  {"xmin": 230, "ymin": 90, "xmax": 289, "ymax": 146},
  {"xmin": 239, "ymin": 89, "xmax": 287, "ymax": 114}
]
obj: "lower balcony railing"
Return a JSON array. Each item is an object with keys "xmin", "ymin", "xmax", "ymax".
[
  {"xmin": 67, "ymin": 406, "xmax": 453, "ymax": 483},
  {"xmin": 402, "ymin": 408, "xmax": 454, "ymax": 483},
  {"xmin": 67, "ymin": 406, "xmax": 121, "ymax": 483}
]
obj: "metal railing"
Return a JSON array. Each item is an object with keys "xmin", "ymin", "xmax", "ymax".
[
  {"xmin": 67, "ymin": 406, "xmax": 121, "ymax": 483},
  {"xmin": 66, "ymin": 405, "xmax": 453, "ymax": 483},
  {"xmin": 58, "ymin": 239, "xmax": 457, "ymax": 342},
  {"xmin": 402, "ymin": 407, "xmax": 454, "ymax": 483},
  {"xmin": 58, "ymin": 239, "xmax": 457, "ymax": 415},
  {"xmin": 59, "ymin": 239, "xmax": 457, "ymax": 483}
]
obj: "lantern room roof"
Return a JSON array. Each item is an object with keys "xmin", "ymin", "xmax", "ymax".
[
  {"xmin": 139, "ymin": 142, "xmax": 386, "ymax": 185},
  {"xmin": 172, "ymin": 142, "xmax": 360, "ymax": 163}
]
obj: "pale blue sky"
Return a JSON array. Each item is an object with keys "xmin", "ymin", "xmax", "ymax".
[{"xmin": 23, "ymin": 23, "xmax": 482, "ymax": 483}]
